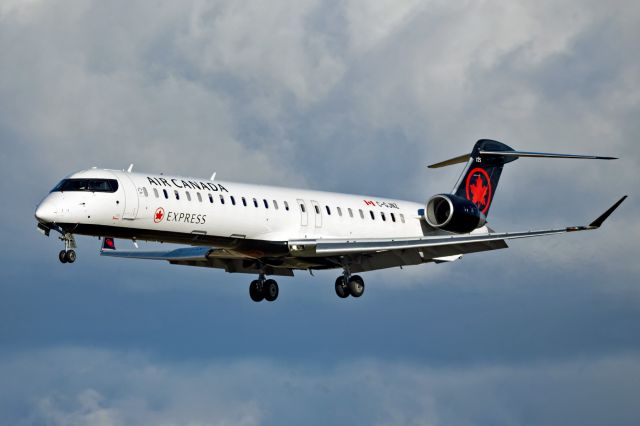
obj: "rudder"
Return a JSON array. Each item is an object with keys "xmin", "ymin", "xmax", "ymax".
[{"xmin": 452, "ymin": 139, "xmax": 516, "ymax": 216}]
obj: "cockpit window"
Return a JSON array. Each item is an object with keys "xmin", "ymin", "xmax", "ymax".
[{"xmin": 51, "ymin": 178, "xmax": 118, "ymax": 193}]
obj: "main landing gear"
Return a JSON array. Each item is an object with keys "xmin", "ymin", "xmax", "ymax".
[
  {"xmin": 335, "ymin": 273, "xmax": 365, "ymax": 299},
  {"xmin": 58, "ymin": 233, "xmax": 77, "ymax": 264},
  {"xmin": 249, "ymin": 274, "xmax": 279, "ymax": 302}
]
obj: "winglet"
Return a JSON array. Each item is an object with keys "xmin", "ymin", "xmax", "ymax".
[{"xmin": 588, "ymin": 196, "xmax": 627, "ymax": 228}]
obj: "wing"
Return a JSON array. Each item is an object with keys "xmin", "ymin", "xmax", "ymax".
[
  {"xmin": 99, "ymin": 196, "xmax": 625, "ymax": 276},
  {"xmin": 99, "ymin": 242, "xmax": 295, "ymax": 276},
  {"xmin": 288, "ymin": 196, "xmax": 627, "ymax": 260}
]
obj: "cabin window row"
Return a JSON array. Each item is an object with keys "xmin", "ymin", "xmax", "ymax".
[
  {"xmin": 140, "ymin": 187, "xmax": 405, "ymax": 223},
  {"xmin": 141, "ymin": 187, "xmax": 291, "ymax": 211},
  {"xmin": 311, "ymin": 203, "xmax": 405, "ymax": 223}
]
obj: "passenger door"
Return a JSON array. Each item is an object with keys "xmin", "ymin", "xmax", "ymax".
[
  {"xmin": 310, "ymin": 200, "xmax": 322, "ymax": 228},
  {"xmin": 297, "ymin": 199, "xmax": 308, "ymax": 227},
  {"xmin": 119, "ymin": 174, "xmax": 139, "ymax": 220}
]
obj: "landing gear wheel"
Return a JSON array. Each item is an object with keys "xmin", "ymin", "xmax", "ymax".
[
  {"xmin": 65, "ymin": 249, "xmax": 76, "ymax": 263},
  {"xmin": 249, "ymin": 280, "xmax": 264, "ymax": 302},
  {"xmin": 348, "ymin": 275, "xmax": 365, "ymax": 298},
  {"xmin": 335, "ymin": 276, "xmax": 350, "ymax": 298},
  {"xmin": 59, "ymin": 250, "xmax": 68, "ymax": 264},
  {"xmin": 263, "ymin": 279, "xmax": 279, "ymax": 302}
]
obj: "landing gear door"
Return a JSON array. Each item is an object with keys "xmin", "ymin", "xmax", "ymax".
[
  {"xmin": 297, "ymin": 199, "xmax": 308, "ymax": 227},
  {"xmin": 119, "ymin": 174, "xmax": 139, "ymax": 220}
]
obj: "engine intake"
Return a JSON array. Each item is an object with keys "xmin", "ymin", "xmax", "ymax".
[{"xmin": 425, "ymin": 194, "xmax": 486, "ymax": 234}]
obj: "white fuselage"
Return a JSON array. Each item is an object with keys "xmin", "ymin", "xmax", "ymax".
[{"xmin": 35, "ymin": 168, "xmax": 427, "ymax": 245}]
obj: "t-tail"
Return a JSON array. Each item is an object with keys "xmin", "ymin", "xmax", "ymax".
[{"xmin": 424, "ymin": 139, "xmax": 617, "ymax": 234}]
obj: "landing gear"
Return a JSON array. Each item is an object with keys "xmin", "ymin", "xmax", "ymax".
[
  {"xmin": 58, "ymin": 249, "xmax": 76, "ymax": 263},
  {"xmin": 58, "ymin": 233, "xmax": 77, "ymax": 264},
  {"xmin": 348, "ymin": 275, "xmax": 365, "ymax": 297},
  {"xmin": 249, "ymin": 275, "xmax": 279, "ymax": 302},
  {"xmin": 335, "ymin": 272, "xmax": 365, "ymax": 299},
  {"xmin": 249, "ymin": 280, "xmax": 264, "ymax": 302},
  {"xmin": 263, "ymin": 279, "xmax": 279, "ymax": 302},
  {"xmin": 335, "ymin": 276, "xmax": 349, "ymax": 298}
]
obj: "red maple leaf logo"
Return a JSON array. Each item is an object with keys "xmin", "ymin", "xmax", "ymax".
[
  {"xmin": 154, "ymin": 208, "xmax": 165, "ymax": 223},
  {"xmin": 469, "ymin": 175, "xmax": 488, "ymax": 207}
]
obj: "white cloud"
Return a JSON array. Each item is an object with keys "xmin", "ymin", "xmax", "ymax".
[{"xmin": 2, "ymin": 347, "xmax": 640, "ymax": 426}]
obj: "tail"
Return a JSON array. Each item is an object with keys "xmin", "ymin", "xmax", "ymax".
[{"xmin": 429, "ymin": 139, "xmax": 617, "ymax": 217}]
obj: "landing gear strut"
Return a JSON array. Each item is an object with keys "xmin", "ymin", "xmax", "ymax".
[
  {"xmin": 249, "ymin": 274, "xmax": 279, "ymax": 302},
  {"xmin": 335, "ymin": 267, "xmax": 365, "ymax": 299},
  {"xmin": 58, "ymin": 233, "xmax": 77, "ymax": 264}
]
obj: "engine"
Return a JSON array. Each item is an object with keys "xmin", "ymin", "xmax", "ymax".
[{"xmin": 424, "ymin": 194, "xmax": 486, "ymax": 234}]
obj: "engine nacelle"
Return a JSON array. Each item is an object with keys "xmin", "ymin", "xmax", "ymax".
[{"xmin": 424, "ymin": 194, "xmax": 486, "ymax": 234}]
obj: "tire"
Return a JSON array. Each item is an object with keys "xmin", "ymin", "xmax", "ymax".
[
  {"xmin": 263, "ymin": 279, "xmax": 279, "ymax": 302},
  {"xmin": 59, "ymin": 250, "xmax": 68, "ymax": 263},
  {"xmin": 249, "ymin": 280, "xmax": 264, "ymax": 302},
  {"xmin": 335, "ymin": 276, "xmax": 349, "ymax": 298},
  {"xmin": 65, "ymin": 250, "xmax": 77, "ymax": 263},
  {"xmin": 348, "ymin": 275, "xmax": 365, "ymax": 298}
]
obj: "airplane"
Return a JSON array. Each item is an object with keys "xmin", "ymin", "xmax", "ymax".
[{"xmin": 34, "ymin": 139, "xmax": 626, "ymax": 302}]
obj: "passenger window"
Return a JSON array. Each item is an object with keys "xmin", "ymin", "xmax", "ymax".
[
  {"xmin": 242, "ymin": 197, "xmax": 247, "ymax": 207},
  {"xmin": 337, "ymin": 207, "xmax": 342, "ymax": 216},
  {"xmin": 390, "ymin": 212, "xmax": 396, "ymax": 222},
  {"xmin": 253, "ymin": 198, "xmax": 258, "ymax": 208},
  {"xmin": 348, "ymin": 208, "xmax": 353, "ymax": 218},
  {"xmin": 197, "ymin": 192, "xmax": 202, "ymax": 202},
  {"xmin": 284, "ymin": 201, "xmax": 290, "ymax": 211},
  {"xmin": 273, "ymin": 200, "xmax": 279, "ymax": 210},
  {"xmin": 231, "ymin": 196, "xmax": 236, "ymax": 206},
  {"xmin": 220, "ymin": 194, "xmax": 225, "ymax": 204},
  {"xmin": 142, "ymin": 187, "xmax": 148, "ymax": 197},
  {"xmin": 163, "ymin": 189, "xmax": 168, "ymax": 199},
  {"xmin": 326, "ymin": 206, "xmax": 331, "ymax": 215},
  {"xmin": 186, "ymin": 191, "xmax": 191, "ymax": 201},
  {"xmin": 300, "ymin": 203, "xmax": 305, "ymax": 213},
  {"xmin": 208, "ymin": 193, "xmax": 214, "ymax": 204},
  {"xmin": 400, "ymin": 213, "xmax": 405, "ymax": 223},
  {"xmin": 153, "ymin": 188, "xmax": 159, "ymax": 198},
  {"xmin": 359, "ymin": 209, "xmax": 364, "ymax": 219},
  {"xmin": 381, "ymin": 212, "xmax": 386, "ymax": 221},
  {"xmin": 174, "ymin": 190, "xmax": 180, "ymax": 200},
  {"xmin": 263, "ymin": 199, "xmax": 269, "ymax": 209},
  {"xmin": 314, "ymin": 205, "xmax": 320, "ymax": 214},
  {"xmin": 370, "ymin": 210, "xmax": 375, "ymax": 220}
]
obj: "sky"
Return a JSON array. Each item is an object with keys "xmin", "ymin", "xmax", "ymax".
[{"xmin": 0, "ymin": 0, "xmax": 639, "ymax": 424}]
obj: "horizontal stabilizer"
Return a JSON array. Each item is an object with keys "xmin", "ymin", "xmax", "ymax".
[
  {"xmin": 428, "ymin": 141, "xmax": 618, "ymax": 169},
  {"xmin": 428, "ymin": 153, "xmax": 471, "ymax": 169},
  {"xmin": 479, "ymin": 150, "xmax": 618, "ymax": 160}
]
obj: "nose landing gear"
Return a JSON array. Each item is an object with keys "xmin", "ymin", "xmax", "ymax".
[
  {"xmin": 249, "ymin": 274, "xmax": 279, "ymax": 302},
  {"xmin": 58, "ymin": 233, "xmax": 77, "ymax": 264},
  {"xmin": 58, "ymin": 249, "xmax": 76, "ymax": 263}
]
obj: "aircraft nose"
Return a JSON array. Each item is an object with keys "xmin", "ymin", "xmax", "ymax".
[{"xmin": 35, "ymin": 198, "xmax": 57, "ymax": 223}]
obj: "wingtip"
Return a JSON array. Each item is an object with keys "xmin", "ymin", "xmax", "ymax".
[{"xmin": 588, "ymin": 195, "xmax": 627, "ymax": 228}]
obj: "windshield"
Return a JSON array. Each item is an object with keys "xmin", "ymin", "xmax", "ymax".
[{"xmin": 51, "ymin": 178, "xmax": 119, "ymax": 193}]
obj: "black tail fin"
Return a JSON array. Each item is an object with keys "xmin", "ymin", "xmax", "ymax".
[
  {"xmin": 451, "ymin": 139, "xmax": 516, "ymax": 216},
  {"xmin": 428, "ymin": 138, "xmax": 617, "ymax": 218}
]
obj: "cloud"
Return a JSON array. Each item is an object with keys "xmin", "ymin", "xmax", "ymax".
[
  {"xmin": 2, "ymin": 347, "xmax": 640, "ymax": 426},
  {"xmin": 1, "ymin": 1, "xmax": 639, "ymax": 424}
]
